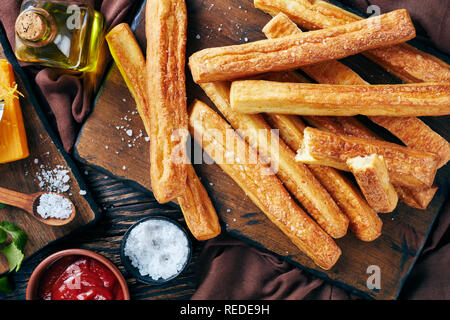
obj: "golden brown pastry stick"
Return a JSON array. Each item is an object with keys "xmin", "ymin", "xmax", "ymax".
[
  {"xmin": 296, "ymin": 127, "xmax": 439, "ymax": 188},
  {"xmin": 254, "ymin": 0, "xmax": 450, "ymax": 83},
  {"xmin": 199, "ymin": 81, "xmax": 348, "ymax": 238},
  {"xmin": 188, "ymin": 99, "xmax": 341, "ymax": 270},
  {"xmin": 230, "ymin": 80, "xmax": 450, "ymax": 117},
  {"xmin": 304, "ymin": 116, "xmax": 377, "ymax": 140},
  {"xmin": 262, "ymin": 13, "xmax": 450, "ymax": 168},
  {"xmin": 106, "ymin": 23, "xmax": 150, "ymax": 134},
  {"xmin": 369, "ymin": 116, "xmax": 450, "ymax": 169},
  {"xmin": 393, "ymin": 185, "xmax": 438, "ymax": 210},
  {"xmin": 188, "ymin": 10, "xmax": 415, "ymax": 83},
  {"xmin": 262, "ymin": 15, "xmax": 441, "ymax": 209},
  {"xmin": 264, "ymin": 113, "xmax": 382, "ymax": 241},
  {"xmin": 107, "ymin": 22, "xmax": 220, "ymax": 240},
  {"xmin": 177, "ymin": 163, "xmax": 222, "ymax": 240},
  {"xmin": 302, "ymin": 115, "xmax": 438, "ymax": 210},
  {"xmin": 346, "ymin": 155, "xmax": 399, "ymax": 213},
  {"xmin": 146, "ymin": 0, "xmax": 188, "ymax": 203},
  {"xmin": 254, "ymin": 72, "xmax": 381, "ymax": 240}
]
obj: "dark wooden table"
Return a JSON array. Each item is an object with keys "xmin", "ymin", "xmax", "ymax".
[
  {"xmin": 1, "ymin": 161, "xmax": 201, "ymax": 300},
  {"xmin": 1, "ymin": 0, "xmax": 448, "ymax": 300}
]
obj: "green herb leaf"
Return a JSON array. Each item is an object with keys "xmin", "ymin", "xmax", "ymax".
[
  {"xmin": 0, "ymin": 222, "xmax": 28, "ymax": 275},
  {"xmin": 0, "ymin": 204, "xmax": 7, "ymax": 209},
  {"xmin": 0, "ymin": 229, "xmax": 6, "ymax": 244},
  {"xmin": 0, "ymin": 276, "xmax": 13, "ymax": 294},
  {"xmin": 1, "ymin": 243, "xmax": 24, "ymax": 272},
  {"xmin": 0, "ymin": 221, "xmax": 27, "ymax": 250}
]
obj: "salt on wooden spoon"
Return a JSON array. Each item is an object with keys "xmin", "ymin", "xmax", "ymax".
[{"xmin": 0, "ymin": 186, "xmax": 76, "ymax": 226}]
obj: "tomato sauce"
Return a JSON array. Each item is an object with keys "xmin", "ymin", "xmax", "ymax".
[{"xmin": 39, "ymin": 256, "xmax": 124, "ymax": 300}]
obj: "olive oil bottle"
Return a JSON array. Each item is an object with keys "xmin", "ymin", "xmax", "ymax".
[{"xmin": 14, "ymin": 0, "xmax": 104, "ymax": 72}]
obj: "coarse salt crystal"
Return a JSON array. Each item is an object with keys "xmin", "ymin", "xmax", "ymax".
[
  {"xmin": 79, "ymin": 190, "xmax": 87, "ymax": 196},
  {"xmin": 35, "ymin": 166, "xmax": 71, "ymax": 193},
  {"xmin": 124, "ymin": 219, "xmax": 189, "ymax": 280},
  {"xmin": 36, "ymin": 193, "xmax": 72, "ymax": 220}
]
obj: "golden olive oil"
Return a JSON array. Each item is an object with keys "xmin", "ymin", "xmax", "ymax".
[{"xmin": 15, "ymin": 0, "xmax": 104, "ymax": 72}]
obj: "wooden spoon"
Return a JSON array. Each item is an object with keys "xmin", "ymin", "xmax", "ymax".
[{"xmin": 0, "ymin": 187, "xmax": 76, "ymax": 226}]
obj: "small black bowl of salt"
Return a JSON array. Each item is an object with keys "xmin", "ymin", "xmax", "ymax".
[{"xmin": 120, "ymin": 216, "xmax": 192, "ymax": 285}]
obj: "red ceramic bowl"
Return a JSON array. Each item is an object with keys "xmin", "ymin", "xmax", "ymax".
[{"xmin": 26, "ymin": 249, "xmax": 130, "ymax": 300}]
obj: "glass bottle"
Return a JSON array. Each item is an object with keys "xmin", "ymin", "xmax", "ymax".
[{"xmin": 14, "ymin": 0, "xmax": 104, "ymax": 72}]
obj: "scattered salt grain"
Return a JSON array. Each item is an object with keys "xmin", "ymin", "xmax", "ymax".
[
  {"xmin": 126, "ymin": 129, "xmax": 133, "ymax": 137},
  {"xmin": 144, "ymin": 137, "xmax": 150, "ymax": 142},
  {"xmin": 36, "ymin": 166, "xmax": 71, "ymax": 193},
  {"xmin": 124, "ymin": 219, "xmax": 190, "ymax": 280},
  {"xmin": 36, "ymin": 193, "xmax": 72, "ymax": 220},
  {"xmin": 196, "ymin": 34, "xmax": 201, "ymax": 39},
  {"xmin": 79, "ymin": 190, "xmax": 87, "ymax": 196}
]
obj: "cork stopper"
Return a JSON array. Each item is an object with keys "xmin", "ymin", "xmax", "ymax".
[{"xmin": 15, "ymin": 11, "xmax": 47, "ymax": 42}]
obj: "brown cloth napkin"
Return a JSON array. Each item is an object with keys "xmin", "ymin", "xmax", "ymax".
[{"xmin": 0, "ymin": 0, "xmax": 137, "ymax": 152}]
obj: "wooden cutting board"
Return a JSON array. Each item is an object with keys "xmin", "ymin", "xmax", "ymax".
[
  {"xmin": 0, "ymin": 24, "xmax": 100, "ymax": 274},
  {"xmin": 74, "ymin": 0, "xmax": 450, "ymax": 299}
]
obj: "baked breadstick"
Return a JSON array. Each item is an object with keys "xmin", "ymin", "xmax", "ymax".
[
  {"xmin": 178, "ymin": 163, "xmax": 221, "ymax": 240},
  {"xmin": 200, "ymin": 81, "xmax": 348, "ymax": 238},
  {"xmin": 264, "ymin": 113, "xmax": 382, "ymax": 241},
  {"xmin": 254, "ymin": 0, "xmax": 450, "ymax": 83},
  {"xmin": 189, "ymin": 99, "xmax": 341, "ymax": 270},
  {"xmin": 303, "ymin": 116, "xmax": 378, "ymax": 140},
  {"xmin": 146, "ymin": 0, "xmax": 188, "ymax": 203},
  {"xmin": 253, "ymin": 71, "xmax": 381, "ymax": 240},
  {"xmin": 262, "ymin": 15, "xmax": 441, "ymax": 209},
  {"xmin": 394, "ymin": 185, "xmax": 439, "ymax": 210},
  {"xmin": 108, "ymin": 22, "xmax": 221, "ymax": 239},
  {"xmin": 296, "ymin": 127, "xmax": 439, "ymax": 188},
  {"xmin": 263, "ymin": 13, "xmax": 450, "ymax": 168},
  {"xmin": 106, "ymin": 23, "xmax": 150, "ymax": 134},
  {"xmin": 188, "ymin": 10, "xmax": 415, "ymax": 83},
  {"xmin": 347, "ymin": 155, "xmax": 398, "ymax": 213},
  {"xmin": 230, "ymin": 80, "xmax": 450, "ymax": 117},
  {"xmin": 369, "ymin": 117, "xmax": 450, "ymax": 169},
  {"xmin": 302, "ymin": 115, "xmax": 438, "ymax": 210}
]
